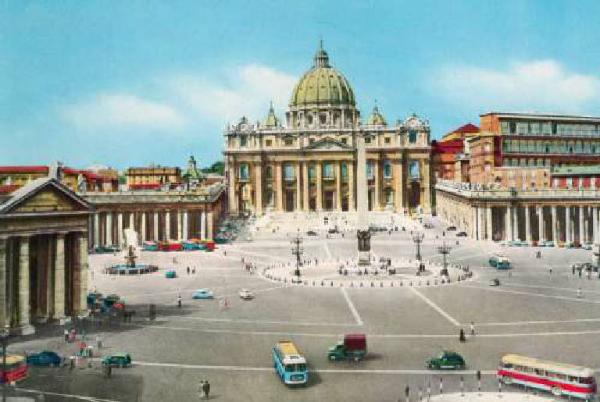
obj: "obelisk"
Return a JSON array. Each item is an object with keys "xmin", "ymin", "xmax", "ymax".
[{"xmin": 356, "ymin": 132, "xmax": 371, "ymax": 265}]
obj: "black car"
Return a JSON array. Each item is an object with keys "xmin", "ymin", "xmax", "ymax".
[
  {"xmin": 446, "ymin": 226, "xmax": 457, "ymax": 231},
  {"xmin": 456, "ymin": 231, "xmax": 467, "ymax": 237},
  {"xmin": 306, "ymin": 230, "xmax": 318, "ymax": 236}
]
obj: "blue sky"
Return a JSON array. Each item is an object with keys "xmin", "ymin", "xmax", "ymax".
[{"xmin": 2, "ymin": 1, "xmax": 600, "ymax": 169}]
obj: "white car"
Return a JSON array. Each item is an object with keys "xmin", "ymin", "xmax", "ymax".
[{"xmin": 239, "ymin": 289, "xmax": 254, "ymax": 300}]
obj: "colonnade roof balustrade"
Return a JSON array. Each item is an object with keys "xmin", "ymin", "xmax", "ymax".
[
  {"xmin": 435, "ymin": 180, "xmax": 600, "ymax": 202},
  {"xmin": 80, "ymin": 183, "xmax": 225, "ymax": 205}
]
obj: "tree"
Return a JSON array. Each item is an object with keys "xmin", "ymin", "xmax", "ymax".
[{"xmin": 202, "ymin": 161, "xmax": 224, "ymax": 175}]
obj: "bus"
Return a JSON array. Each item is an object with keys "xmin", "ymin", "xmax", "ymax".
[
  {"xmin": 0, "ymin": 354, "xmax": 28, "ymax": 384},
  {"xmin": 489, "ymin": 254, "xmax": 511, "ymax": 270},
  {"xmin": 272, "ymin": 341, "xmax": 308, "ymax": 385},
  {"xmin": 497, "ymin": 354, "xmax": 596, "ymax": 400}
]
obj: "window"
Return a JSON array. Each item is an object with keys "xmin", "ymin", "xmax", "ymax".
[
  {"xmin": 552, "ymin": 122, "xmax": 558, "ymax": 134},
  {"xmin": 240, "ymin": 135, "xmax": 248, "ymax": 147},
  {"xmin": 366, "ymin": 163, "xmax": 374, "ymax": 179},
  {"xmin": 284, "ymin": 138, "xmax": 293, "ymax": 146},
  {"xmin": 365, "ymin": 137, "xmax": 372, "ymax": 144},
  {"xmin": 341, "ymin": 163, "xmax": 348, "ymax": 178},
  {"xmin": 239, "ymin": 164, "xmax": 249, "ymax": 180},
  {"xmin": 283, "ymin": 164, "xmax": 295, "ymax": 181},
  {"xmin": 308, "ymin": 164, "xmax": 316, "ymax": 179},
  {"xmin": 341, "ymin": 138, "xmax": 347, "ymax": 144},
  {"xmin": 320, "ymin": 114, "xmax": 327, "ymax": 125},
  {"xmin": 383, "ymin": 160, "xmax": 392, "ymax": 178},
  {"xmin": 266, "ymin": 166, "xmax": 273, "ymax": 179},
  {"xmin": 509, "ymin": 122, "xmax": 516, "ymax": 134},
  {"xmin": 384, "ymin": 137, "xmax": 391, "ymax": 144},
  {"xmin": 309, "ymin": 138, "xmax": 315, "ymax": 144},
  {"xmin": 409, "ymin": 160, "xmax": 420, "ymax": 179},
  {"xmin": 408, "ymin": 129, "xmax": 417, "ymax": 143},
  {"xmin": 323, "ymin": 163, "xmax": 334, "ymax": 179},
  {"xmin": 265, "ymin": 139, "xmax": 272, "ymax": 147},
  {"xmin": 307, "ymin": 115, "xmax": 313, "ymax": 125}
]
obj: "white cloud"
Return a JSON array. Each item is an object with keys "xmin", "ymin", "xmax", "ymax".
[
  {"xmin": 170, "ymin": 64, "xmax": 297, "ymax": 124},
  {"xmin": 432, "ymin": 60, "xmax": 600, "ymax": 113},
  {"xmin": 61, "ymin": 93, "xmax": 185, "ymax": 129}
]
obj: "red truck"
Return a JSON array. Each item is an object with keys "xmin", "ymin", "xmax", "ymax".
[{"xmin": 328, "ymin": 333, "xmax": 367, "ymax": 361}]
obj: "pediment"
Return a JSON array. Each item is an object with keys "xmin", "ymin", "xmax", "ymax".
[
  {"xmin": 306, "ymin": 137, "xmax": 351, "ymax": 151},
  {"xmin": 0, "ymin": 179, "xmax": 91, "ymax": 215}
]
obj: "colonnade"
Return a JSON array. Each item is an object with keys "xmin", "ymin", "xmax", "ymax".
[
  {"xmin": 0, "ymin": 232, "xmax": 87, "ymax": 333},
  {"xmin": 91, "ymin": 209, "xmax": 214, "ymax": 248}
]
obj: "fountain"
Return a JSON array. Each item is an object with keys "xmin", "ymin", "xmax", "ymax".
[{"xmin": 106, "ymin": 231, "xmax": 159, "ymax": 275}]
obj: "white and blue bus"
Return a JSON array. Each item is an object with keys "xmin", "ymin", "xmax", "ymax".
[
  {"xmin": 272, "ymin": 340, "xmax": 308, "ymax": 385},
  {"xmin": 489, "ymin": 254, "xmax": 511, "ymax": 270}
]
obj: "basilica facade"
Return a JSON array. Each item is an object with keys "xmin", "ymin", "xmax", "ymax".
[{"xmin": 224, "ymin": 45, "xmax": 432, "ymax": 216}]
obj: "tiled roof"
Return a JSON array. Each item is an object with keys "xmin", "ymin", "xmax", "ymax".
[
  {"xmin": 0, "ymin": 165, "xmax": 48, "ymax": 173},
  {"xmin": 454, "ymin": 123, "xmax": 479, "ymax": 133}
]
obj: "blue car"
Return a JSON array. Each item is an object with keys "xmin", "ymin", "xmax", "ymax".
[
  {"xmin": 192, "ymin": 289, "xmax": 214, "ymax": 299},
  {"xmin": 26, "ymin": 351, "xmax": 62, "ymax": 367}
]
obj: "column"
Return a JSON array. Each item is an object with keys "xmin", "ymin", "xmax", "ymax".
[
  {"xmin": 295, "ymin": 162, "xmax": 302, "ymax": 211},
  {"xmin": 348, "ymin": 160, "xmax": 355, "ymax": 211},
  {"xmin": 478, "ymin": 207, "xmax": 484, "ymax": 241},
  {"xmin": 551, "ymin": 205, "xmax": 558, "ymax": 243},
  {"xmin": 486, "ymin": 207, "xmax": 493, "ymax": 240},
  {"xmin": 373, "ymin": 160, "xmax": 380, "ymax": 211},
  {"xmin": 302, "ymin": 162, "xmax": 309, "ymax": 212},
  {"xmin": 18, "ymin": 237, "xmax": 31, "ymax": 330},
  {"xmin": 565, "ymin": 206, "xmax": 571, "ymax": 244},
  {"xmin": 140, "ymin": 212, "xmax": 146, "ymax": 243},
  {"xmin": 228, "ymin": 163, "xmax": 237, "ymax": 214},
  {"xmin": 105, "ymin": 213, "xmax": 113, "ymax": 245},
  {"xmin": 538, "ymin": 206, "xmax": 545, "ymax": 242},
  {"xmin": 579, "ymin": 206, "xmax": 585, "ymax": 245},
  {"xmin": 207, "ymin": 212, "xmax": 214, "ymax": 239},
  {"xmin": 200, "ymin": 211, "xmax": 207, "ymax": 239},
  {"xmin": 117, "ymin": 213, "xmax": 123, "ymax": 247},
  {"xmin": 153, "ymin": 211, "xmax": 159, "ymax": 241},
  {"xmin": 593, "ymin": 207, "xmax": 598, "ymax": 244},
  {"xmin": 335, "ymin": 162, "xmax": 342, "ymax": 211},
  {"xmin": 525, "ymin": 206, "xmax": 531, "ymax": 244},
  {"xmin": 506, "ymin": 206, "xmax": 513, "ymax": 241},
  {"xmin": 394, "ymin": 160, "xmax": 403, "ymax": 214},
  {"xmin": 78, "ymin": 235, "xmax": 88, "ymax": 313},
  {"xmin": 177, "ymin": 210, "xmax": 183, "ymax": 240},
  {"xmin": 471, "ymin": 207, "xmax": 478, "ymax": 238},
  {"xmin": 512, "ymin": 207, "xmax": 519, "ymax": 241},
  {"xmin": 165, "ymin": 211, "xmax": 171, "ymax": 240},
  {"xmin": 316, "ymin": 161, "xmax": 322, "ymax": 211},
  {"xmin": 255, "ymin": 164, "xmax": 263, "ymax": 215},
  {"xmin": 0, "ymin": 238, "xmax": 6, "ymax": 327},
  {"xmin": 183, "ymin": 211, "xmax": 189, "ymax": 241},
  {"xmin": 128, "ymin": 212, "xmax": 134, "ymax": 230},
  {"xmin": 275, "ymin": 162, "xmax": 283, "ymax": 211},
  {"xmin": 93, "ymin": 213, "xmax": 100, "ymax": 248},
  {"xmin": 54, "ymin": 234, "xmax": 65, "ymax": 319}
]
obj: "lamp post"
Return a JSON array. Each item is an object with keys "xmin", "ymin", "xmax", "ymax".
[
  {"xmin": 291, "ymin": 231, "xmax": 304, "ymax": 282},
  {"xmin": 1, "ymin": 325, "xmax": 9, "ymax": 402},
  {"xmin": 437, "ymin": 241, "xmax": 452, "ymax": 276},
  {"xmin": 412, "ymin": 232, "xmax": 425, "ymax": 262}
]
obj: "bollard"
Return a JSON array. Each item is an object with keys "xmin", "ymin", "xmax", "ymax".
[
  {"xmin": 476, "ymin": 370, "xmax": 482, "ymax": 393},
  {"xmin": 391, "ymin": 282, "xmax": 394, "ymax": 287},
  {"xmin": 439, "ymin": 377, "xmax": 443, "ymax": 394},
  {"xmin": 426, "ymin": 280, "xmax": 429, "ymax": 286},
  {"xmin": 371, "ymin": 282, "xmax": 374, "ymax": 287},
  {"xmin": 331, "ymin": 281, "xmax": 334, "ymax": 287},
  {"xmin": 498, "ymin": 379, "xmax": 502, "ymax": 393},
  {"xmin": 380, "ymin": 282, "xmax": 383, "ymax": 287},
  {"xmin": 404, "ymin": 385, "xmax": 410, "ymax": 402},
  {"xmin": 312, "ymin": 281, "xmax": 315, "ymax": 286},
  {"xmin": 400, "ymin": 281, "xmax": 403, "ymax": 286},
  {"xmin": 427, "ymin": 379, "xmax": 431, "ymax": 402},
  {"xmin": 460, "ymin": 376, "xmax": 464, "ymax": 396},
  {"xmin": 418, "ymin": 387, "xmax": 423, "ymax": 401}
]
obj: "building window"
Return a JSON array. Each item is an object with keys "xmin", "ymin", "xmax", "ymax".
[
  {"xmin": 239, "ymin": 164, "xmax": 249, "ymax": 181},
  {"xmin": 320, "ymin": 114, "xmax": 327, "ymax": 125},
  {"xmin": 308, "ymin": 164, "xmax": 316, "ymax": 179},
  {"xmin": 366, "ymin": 162, "xmax": 374, "ymax": 180},
  {"xmin": 552, "ymin": 122, "xmax": 558, "ymax": 134},
  {"xmin": 283, "ymin": 164, "xmax": 295, "ymax": 181},
  {"xmin": 266, "ymin": 166, "xmax": 273, "ymax": 179},
  {"xmin": 307, "ymin": 115, "xmax": 313, "ymax": 126},
  {"xmin": 341, "ymin": 138, "xmax": 347, "ymax": 144},
  {"xmin": 383, "ymin": 160, "xmax": 392, "ymax": 178},
  {"xmin": 509, "ymin": 122, "xmax": 516, "ymax": 134},
  {"xmin": 284, "ymin": 138, "xmax": 293, "ymax": 146},
  {"xmin": 409, "ymin": 160, "xmax": 420, "ymax": 180},
  {"xmin": 265, "ymin": 139, "xmax": 272, "ymax": 147},
  {"xmin": 309, "ymin": 138, "xmax": 315, "ymax": 144},
  {"xmin": 240, "ymin": 135, "xmax": 248, "ymax": 147},
  {"xmin": 341, "ymin": 162, "xmax": 348, "ymax": 178},
  {"xmin": 365, "ymin": 137, "xmax": 372, "ymax": 144},
  {"xmin": 323, "ymin": 163, "xmax": 334, "ymax": 180},
  {"xmin": 384, "ymin": 137, "xmax": 391, "ymax": 144},
  {"xmin": 408, "ymin": 130, "xmax": 417, "ymax": 143}
]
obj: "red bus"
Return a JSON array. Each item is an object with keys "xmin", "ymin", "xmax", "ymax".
[
  {"xmin": 0, "ymin": 354, "xmax": 28, "ymax": 384},
  {"xmin": 497, "ymin": 354, "xmax": 596, "ymax": 400}
]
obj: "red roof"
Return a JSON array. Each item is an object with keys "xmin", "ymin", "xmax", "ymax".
[
  {"xmin": 0, "ymin": 184, "xmax": 21, "ymax": 195},
  {"xmin": 432, "ymin": 139, "xmax": 464, "ymax": 154},
  {"xmin": 453, "ymin": 123, "xmax": 479, "ymax": 133},
  {"xmin": 129, "ymin": 183, "xmax": 161, "ymax": 190},
  {"xmin": 0, "ymin": 165, "xmax": 48, "ymax": 174}
]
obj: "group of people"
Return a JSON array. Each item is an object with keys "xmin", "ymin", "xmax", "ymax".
[
  {"xmin": 459, "ymin": 322, "xmax": 476, "ymax": 342},
  {"xmin": 199, "ymin": 380, "xmax": 211, "ymax": 399},
  {"xmin": 186, "ymin": 266, "xmax": 197, "ymax": 275}
]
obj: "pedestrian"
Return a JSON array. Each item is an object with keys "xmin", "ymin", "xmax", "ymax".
[
  {"xmin": 96, "ymin": 335, "xmax": 102, "ymax": 349},
  {"xmin": 64, "ymin": 329, "xmax": 69, "ymax": 343},
  {"xmin": 572, "ymin": 266, "xmax": 576, "ymax": 275},
  {"xmin": 187, "ymin": 266, "xmax": 190, "ymax": 275},
  {"xmin": 459, "ymin": 328, "xmax": 466, "ymax": 342},
  {"xmin": 199, "ymin": 381, "xmax": 205, "ymax": 398},
  {"xmin": 549, "ymin": 267, "xmax": 553, "ymax": 275},
  {"xmin": 177, "ymin": 294, "xmax": 182, "ymax": 308},
  {"xmin": 192, "ymin": 268, "xmax": 196, "ymax": 275},
  {"xmin": 223, "ymin": 250, "xmax": 227, "ymax": 257},
  {"xmin": 203, "ymin": 380, "xmax": 210, "ymax": 399},
  {"xmin": 577, "ymin": 287, "xmax": 582, "ymax": 298},
  {"xmin": 470, "ymin": 321, "xmax": 475, "ymax": 336}
]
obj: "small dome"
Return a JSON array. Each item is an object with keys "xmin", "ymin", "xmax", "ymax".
[
  {"xmin": 289, "ymin": 44, "xmax": 355, "ymax": 108},
  {"xmin": 261, "ymin": 102, "xmax": 280, "ymax": 128},
  {"xmin": 366, "ymin": 105, "xmax": 387, "ymax": 126}
]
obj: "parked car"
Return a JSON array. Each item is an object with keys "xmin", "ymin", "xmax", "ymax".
[
  {"xmin": 582, "ymin": 243, "xmax": 593, "ymax": 250},
  {"xmin": 328, "ymin": 333, "xmax": 367, "ymax": 362},
  {"xmin": 165, "ymin": 270, "xmax": 176, "ymax": 279},
  {"xmin": 456, "ymin": 231, "xmax": 467, "ymax": 237},
  {"xmin": 239, "ymin": 289, "xmax": 254, "ymax": 300},
  {"xmin": 102, "ymin": 353, "xmax": 132, "ymax": 368},
  {"xmin": 426, "ymin": 351, "xmax": 466, "ymax": 370},
  {"xmin": 192, "ymin": 289, "xmax": 214, "ymax": 299},
  {"xmin": 446, "ymin": 226, "xmax": 457, "ymax": 231},
  {"xmin": 328, "ymin": 228, "xmax": 339, "ymax": 234},
  {"xmin": 539, "ymin": 240, "xmax": 554, "ymax": 247},
  {"xmin": 26, "ymin": 351, "xmax": 62, "ymax": 367},
  {"xmin": 489, "ymin": 278, "xmax": 500, "ymax": 287},
  {"xmin": 423, "ymin": 223, "xmax": 434, "ymax": 229},
  {"xmin": 306, "ymin": 230, "xmax": 318, "ymax": 236}
]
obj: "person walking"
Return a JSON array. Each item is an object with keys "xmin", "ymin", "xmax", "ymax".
[
  {"xmin": 459, "ymin": 328, "xmax": 466, "ymax": 342},
  {"xmin": 199, "ymin": 380, "xmax": 205, "ymax": 399},
  {"xmin": 202, "ymin": 380, "xmax": 210, "ymax": 399},
  {"xmin": 470, "ymin": 321, "xmax": 476, "ymax": 336},
  {"xmin": 177, "ymin": 294, "xmax": 182, "ymax": 308},
  {"xmin": 187, "ymin": 266, "xmax": 190, "ymax": 275},
  {"xmin": 577, "ymin": 287, "xmax": 582, "ymax": 298},
  {"xmin": 64, "ymin": 329, "xmax": 69, "ymax": 343},
  {"xmin": 96, "ymin": 335, "xmax": 102, "ymax": 350}
]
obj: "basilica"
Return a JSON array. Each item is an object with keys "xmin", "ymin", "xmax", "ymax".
[{"xmin": 224, "ymin": 45, "xmax": 433, "ymax": 216}]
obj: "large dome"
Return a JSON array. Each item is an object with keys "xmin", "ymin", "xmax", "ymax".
[{"xmin": 289, "ymin": 46, "xmax": 355, "ymax": 108}]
